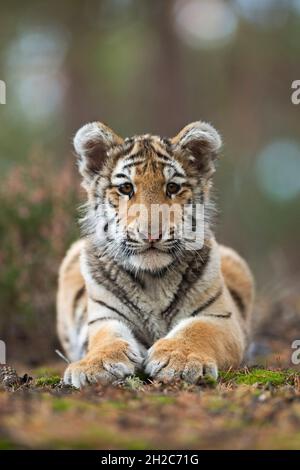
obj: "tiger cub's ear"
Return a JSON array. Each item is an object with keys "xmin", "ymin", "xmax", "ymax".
[
  {"xmin": 171, "ymin": 121, "xmax": 222, "ymax": 178},
  {"xmin": 73, "ymin": 122, "xmax": 123, "ymax": 179}
]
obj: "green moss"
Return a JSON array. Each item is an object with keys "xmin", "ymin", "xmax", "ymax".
[
  {"xmin": 124, "ymin": 376, "xmax": 144, "ymax": 390},
  {"xmin": 200, "ymin": 375, "xmax": 218, "ymax": 387},
  {"xmin": 220, "ymin": 368, "xmax": 298, "ymax": 386},
  {"xmin": 237, "ymin": 370, "xmax": 285, "ymax": 386},
  {"xmin": 34, "ymin": 367, "xmax": 61, "ymax": 377},
  {"xmin": 35, "ymin": 375, "xmax": 61, "ymax": 387}
]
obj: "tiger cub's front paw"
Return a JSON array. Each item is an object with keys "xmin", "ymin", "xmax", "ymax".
[
  {"xmin": 63, "ymin": 339, "xmax": 143, "ymax": 388},
  {"xmin": 144, "ymin": 338, "xmax": 218, "ymax": 384}
]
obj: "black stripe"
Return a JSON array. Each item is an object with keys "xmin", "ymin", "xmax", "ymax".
[
  {"xmin": 161, "ymin": 137, "xmax": 172, "ymax": 148},
  {"xmin": 90, "ymin": 298, "xmax": 138, "ymax": 328},
  {"xmin": 172, "ymin": 171, "xmax": 185, "ymax": 178},
  {"xmin": 89, "ymin": 268, "xmax": 141, "ymax": 316},
  {"xmin": 155, "ymin": 151, "xmax": 172, "ymax": 161},
  {"xmin": 88, "ymin": 316, "xmax": 116, "ymax": 326},
  {"xmin": 124, "ymin": 140, "xmax": 135, "ymax": 151},
  {"xmin": 178, "ymin": 189, "xmax": 190, "ymax": 198},
  {"xmin": 126, "ymin": 268, "xmax": 145, "ymax": 289},
  {"xmin": 86, "ymin": 249, "xmax": 153, "ymax": 327},
  {"xmin": 161, "ymin": 244, "xmax": 211, "ymax": 325},
  {"xmin": 229, "ymin": 288, "xmax": 246, "ymax": 318},
  {"xmin": 202, "ymin": 312, "xmax": 232, "ymax": 319},
  {"xmin": 108, "ymin": 200, "xmax": 117, "ymax": 209},
  {"xmin": 114, "ymin": 173, "xmax": 128, "ymax": 179},
  {"xmin": 72, "ymin": 286, "xmax": 85, "ymax": 313},
  {"xmin": 190, "ymin": 287, "xmax": 223, "ymax": 317},
  {"xmin": 74, "ymin": 286, "xmax": 85, "ymax": 302},
  {"xmin": 123, "ymin": 150, "xmax": 144, "ymax": 162},
  {"xmin": 123, "ymin": 160, "xmax": 146, "ymax": 169},
  {"xmin": 87, "ymin": 252, "xmax": 154, "ymax": 342},
  {"xmin": 88, "ymin": 301, "xmax": 150, "ymax": 348},
  {"xmin": 112, "ymin": 142, "xmax": 134, "ymax": 160},
  {"xmin": 145, "ymin": 263, "xmax": 175, "ymax": 279},
  {"xmin": 157, "ymin": 161, "xmax": 177, "ymax": 170}
]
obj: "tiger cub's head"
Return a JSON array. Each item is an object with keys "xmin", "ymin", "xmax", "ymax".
[{"xmin": 74, "ymin": 121, "xmax": 222, "ymax": 273}]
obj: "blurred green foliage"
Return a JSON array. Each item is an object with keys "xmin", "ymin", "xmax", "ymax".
[{"xmin": 0, "ymin": 156, "xmax": 79, "ymax": 360}]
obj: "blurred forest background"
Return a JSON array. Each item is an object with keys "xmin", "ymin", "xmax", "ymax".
[{"xmin": 0, "ymin": 0, "xmax": 299, "ymax": 364}]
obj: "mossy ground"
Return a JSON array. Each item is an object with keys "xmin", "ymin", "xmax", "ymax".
[
  {"xmin": 219, "ymin": 368, "xmax": 298, "ymax": 386},
  {"xmin": 1, "ymin": 365, "xmax": 300, "ymax": 450},
  {"xmin": 35, "ymin": 375, "xmax": 61, "ymax": 387}
]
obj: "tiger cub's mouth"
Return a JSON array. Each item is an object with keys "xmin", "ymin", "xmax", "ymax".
[
  {"xmin": 123, "ymin": 238, "xmax": 180, "ymax": 254},
  {"xmin": 126, "ymin": 249, "xmax": 175, "ymax": 273},
  {"xmin": 119, "ymin": 237, "xmax": 182, "ymax": 273}
]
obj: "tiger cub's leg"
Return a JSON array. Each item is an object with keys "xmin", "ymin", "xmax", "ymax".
[
  {"xmin": 220, "ymin": 245, "xmax": 254, "ymax": 334},
  {"xmin": 57, "ymin": 242, "xmax": 144, "ymax": 388},
  {"xmin": 145, "ymin": 314, "xmax": 245, "ymax": 383},
  {"xmin": 145, "ymin": 249, "xmax": 254, "ymax": 383},
  {"xmin": 64, "ymin": 319, "xmax": 144, "ymax": 388},
  {"xmin": 57, "ymin": 240, "xmax": 88, "ymax": 362}
]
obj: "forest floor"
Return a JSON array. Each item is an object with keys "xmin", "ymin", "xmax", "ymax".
[{"xmin": 1, "ymin": 346, "xmax": 300, "ymax": 450}]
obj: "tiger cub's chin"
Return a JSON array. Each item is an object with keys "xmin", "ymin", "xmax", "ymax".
[{"xmin": 127, "ymin": 250, "xmax": 173, "ymax": 273}]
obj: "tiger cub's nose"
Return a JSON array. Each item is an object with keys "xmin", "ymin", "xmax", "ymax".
[{"xmin": 139, "ymin": 229, "xmax": 162, "ymax": 242}]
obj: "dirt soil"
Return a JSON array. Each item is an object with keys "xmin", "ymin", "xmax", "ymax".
[{"xmin": 1, "ymin": 352, "xmax": 300, "ymax": 450}]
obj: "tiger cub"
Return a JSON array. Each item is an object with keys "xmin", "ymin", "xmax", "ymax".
[{"xmin": 57, "ymin": 121, "xmax": 254, "ymax": 388}]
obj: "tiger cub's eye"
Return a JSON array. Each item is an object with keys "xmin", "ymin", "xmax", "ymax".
[
  {"xmin": 167, "ymin": 182, "xmax": 180, "ymax": 196},
  {"xmin": 118, "ymin": 182, "xmax": 134, "ymax": 197}
]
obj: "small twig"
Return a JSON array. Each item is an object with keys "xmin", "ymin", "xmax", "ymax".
[{"xmin": 55, "ymin": 349, "xmax": 70, "ymax": 364}]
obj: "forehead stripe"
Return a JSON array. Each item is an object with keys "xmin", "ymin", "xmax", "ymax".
[
  {"xmin": 172, "ymin": 171, "xmax": 185, "ymax": 178},
  {"xmin": 154, "ymin": 151, "xmax": 172, "ymax": 161},
  {"xmin": 123, "ymin": 150, "xmax": 145, "ymax": 162},
  {"xmin": 122, "ymin": 160, "xmax": 146, "ymax": 169}
]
